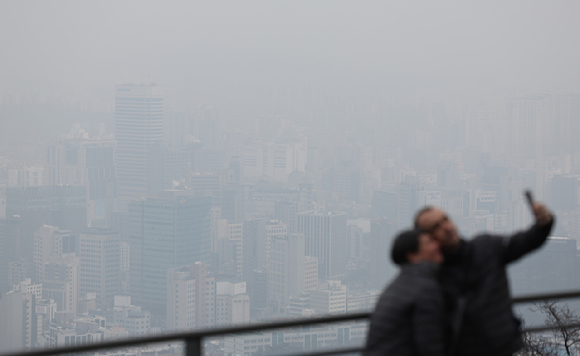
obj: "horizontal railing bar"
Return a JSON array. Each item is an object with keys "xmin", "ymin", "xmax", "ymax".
[
  {"xmin": 6, "ymin": 289, "xmax": 580, "ymax": 356},
  {"xmin": 524, "ymin": 322, "xmax": 580, "ymax": 333},
  {"xmin": 4, "ymin": 313, "xmax": 371, "ymax": 356},
  {"xmin": 512, "ymin": 290, "xmax": 580, "ymax": 304}
]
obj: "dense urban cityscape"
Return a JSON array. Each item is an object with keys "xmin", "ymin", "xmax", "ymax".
[{"xmin": 1, "ymin": 2, "xmax": 580, "ymax": 356}]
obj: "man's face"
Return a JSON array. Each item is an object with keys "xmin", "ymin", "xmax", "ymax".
[
  {"xmin": 417, "ymin": 208, "xmax": 460, "ymax": 252},
  {"xmin": 407, "ymin": 233, "xmax": 444, "ymax": 264}
]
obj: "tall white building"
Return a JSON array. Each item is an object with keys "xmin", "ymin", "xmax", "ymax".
[
  {"xmin": 215, "ymin": 220, "xmax": 243, "ymax": 277},
  {"xmin": 42, "ymin": 255, "xmax": 79, "ymax": 316},
  {"xmin": 119, "ymin": 241, "xmax": 130, "ymax": 294},
  {"xmin": 215, "ymin": 281, "xmax": 250, "ymax": 326},
  {"xmin": 265, "ymin": 220, "xmax": 287, "ymax": 269},
  {"xmin": 268, "ymin": 233, "xmax": 318, "ymax": 312},
  {"xmin": 0, "ymin": 291, "xmax": 36, "ymax": 353},
  {"xmin": 33, "ymin": 226, "xmax": 75, "ymax": 281},
  {"xmin": 115, "ymin": 84, "xmax": 163, "ymax": 209},
  {"xmin": 79, "ymin": 229, "xmax": 120, "ymax": 307},
  {"xmin": 304, "ymin": 256, "xmax": 319, "ymax": 291},
  {"xmin": 166, "ymin": 262, "xmax": 215, "ymax": 331},
  {"xmin": 297, "ymin": 212, "xmax": 348, "ymax": 279},
  {"xmin": 120, "ymin": 242, "xmax": 130, "ymax": 271}
]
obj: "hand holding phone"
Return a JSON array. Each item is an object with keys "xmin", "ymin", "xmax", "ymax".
[
  {"xmin": 524, "ymin": 190, "xmax": 552, "ymax": 226},
  {"xmin": 524, "ymin": 190, "xmax": 534, "ymax": 212}
]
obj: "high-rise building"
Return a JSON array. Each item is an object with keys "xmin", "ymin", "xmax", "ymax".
[
  {"xmin": 505, "ymin": 94, "xmax": 552, "ymax": 160},
  {"xmin": 250, "ymin": 269, "xmax": 269, "ymax": 317},
  {"xmin": 369, "ymin": 218, "xmax": 397, "ymax": 290},
  {"xmin": 12, "ymin": 278, "xmax": 42, "ymax": 301},
  {"xmin": 552, "ymin": 94, "xmax": 580, "ymax": 154},
  {"xmin": 46, "ymin": 138, "xmax": 117, "ymax": 227},
  {"xmin": 120, "ymin": 242, "xmax": 130, "ymax": 272},
  {"xmin": 6, "ymin": 186, "xmax": 86, "ymax": 264},
  {"xmin": 297, "ymin": 183, "xmax": 314, "ymax": 213},
  {"xmin": 297, "ymin": 211, "xmax": 347, "ymax": 279},
  {"xmin": 115, "ymin": 84, "xmax": 163, "ymax": 210},
  {"xmin": 42, "ymin": 255, "xmax": 79, "ymax": 316},
  {"xmin": 7, "ymin": 167, "xmax": 44, "ymax": 188},
  {"xmin": 304, "ymin": 256, "xmax": 319, "ymax": 291},
  {"xmin": 0, "ymin": 216, "xmax": 22, "ymax": 293},
  {"xmin": 275, "ymin": 200, "xmax": 298, "ymax": 233},
  {"xmin": 0, "ymin": 290, "xmax": 37, "ymax": 353},
  {"xmin": 8, "ymin": 259, "xmax": 31, "ymax": 287},
  {"xmin": 120, "ymin": 241, "xmax": 130, "ymax": 294},
  {"xmin": 33, "ymin": 226, "xmax": 75, "ymax": 281},
  {"xmin": 147, "ymin": 142, "xmax": 193, "ymax": 196},
  {"xmin": 396, "ymin": 178, "xmax": 420, "ymax": 229},
  {"xmin": 166, "ymin": 262, "xmax": 215, "ymax": 330},
  {"xmin": 215, "ymin": 281, "xmax": 250, "ymax": 326},
  {"xmin": 79, "ymin": 229, "xmax": 120, "ymax": 308},
  {"xmin": 242, "ymin": 219, "xmax": 267, "ymax": 285},
  {"xmin": 214, "ymin": 220, "xmax": 243, "ymax": 277},
  {"xmin": 129, "ymin": 191, "xmax": 212, "ymax": 310},
  {"xmin": 265, "ymin": 220, "xmax": 287, "ymax": 266},
  {"xmin": 268, "ymin": 233, "xmax": 318, "ymax": 312}
]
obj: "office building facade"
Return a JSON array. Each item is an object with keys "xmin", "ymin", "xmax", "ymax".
[
  {"xmin": 297, "ymin": 211, "xmax": 347, "ymax": 279},
  {"xmin": 79, "ymin": 229, "xmax": 120, "ymax": 308},
  {"xmin": 166, "ymin": 262, "xmax": 215, "ymax": 330},
  {"xmin": 129, "ymin": 191, "xmax": 212, "ymax": 310},
  {"xmin": 115, "ymin": 84, "xmax": 163, "ymax": 210}
]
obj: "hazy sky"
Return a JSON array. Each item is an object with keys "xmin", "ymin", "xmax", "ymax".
[{"xmin": 1, "ymin": 1, "xmax": 579, "ymax": 99}]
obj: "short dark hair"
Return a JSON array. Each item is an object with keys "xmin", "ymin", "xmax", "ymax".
[
  {"xmin": 391, "ymin": 229, "xmax": 424, "ymax": 265},
  {"xmin": 414, "ymin": 206, "xmax": 435, "ymax": 228}
]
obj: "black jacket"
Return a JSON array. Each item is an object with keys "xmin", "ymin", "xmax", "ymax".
[
  {"xmin": 364, "ymin": 262, "xmax": 446, "ymax": 356},
  {"xmin": 442, "ymin": 221, "xmax": 554, "ymax": 356}
]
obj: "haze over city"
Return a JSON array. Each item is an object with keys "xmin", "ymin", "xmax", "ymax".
[{"xmin": 1, "ymin": 1, "xmax": 580, "ymax": 355}]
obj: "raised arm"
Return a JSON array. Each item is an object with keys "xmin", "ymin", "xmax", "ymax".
[{"xmin": 502, "ymin": 203, "xmax": 554, "ymax": 264}]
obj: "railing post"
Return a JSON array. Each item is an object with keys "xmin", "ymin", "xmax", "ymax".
[{"xmin": 186, "ymin": 337, "xmax": 202, "ymax": 356}]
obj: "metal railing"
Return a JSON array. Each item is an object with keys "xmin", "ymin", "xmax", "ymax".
[{"xmin": 6, "ymin": 290, "xmax": 580, "ymax": 356}]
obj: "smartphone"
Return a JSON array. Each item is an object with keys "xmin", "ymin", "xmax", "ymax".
[{"xmin": 524, "ymin": 190, "xmax": 534, "ymax": 212}]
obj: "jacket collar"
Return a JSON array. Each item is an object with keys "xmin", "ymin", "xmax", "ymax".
[{"xmin": 401, "ymin": 261, "xmax": 440, "ymax": 277}]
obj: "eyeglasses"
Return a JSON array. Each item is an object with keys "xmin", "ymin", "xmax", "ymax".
[{"xmin": 426, "ymin": 214, "xmax": 449, "ymax": 233}]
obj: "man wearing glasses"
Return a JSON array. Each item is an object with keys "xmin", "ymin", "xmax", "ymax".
[{"xmin": 414, "ymin": 203, "xmax": 553, "ymax": 356}]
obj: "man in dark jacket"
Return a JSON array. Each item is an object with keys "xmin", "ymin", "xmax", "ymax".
[
  {"xmin": 364, "ymin": 229, "xmax": 446, "ymax": 356},
  {"xmin": 414, "ymin": 202, "xmax": 553, "ymax": 356}
]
